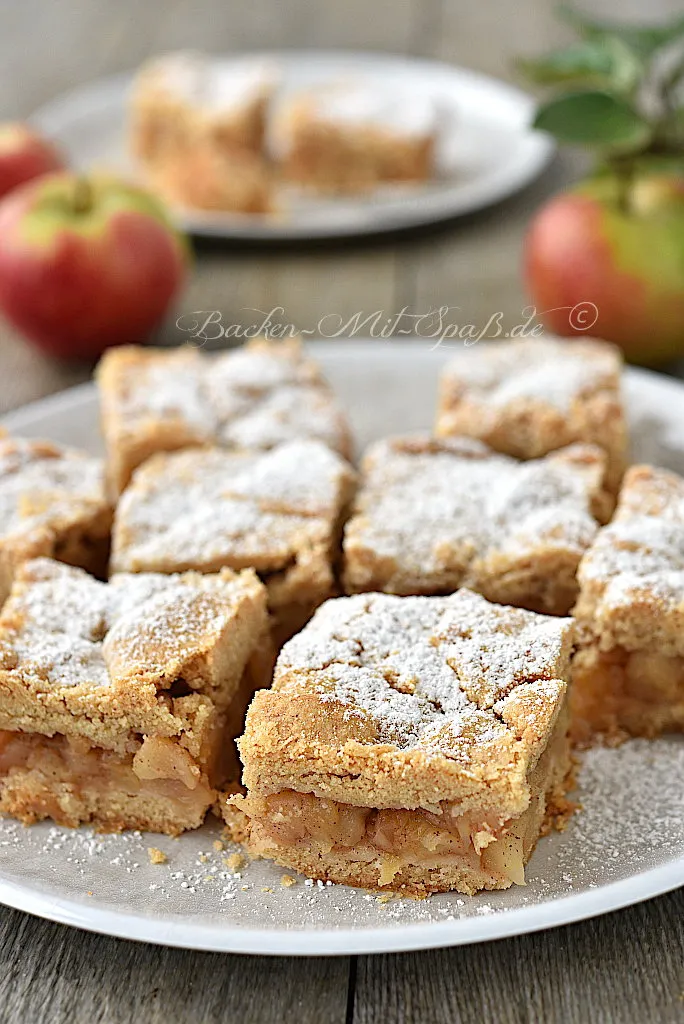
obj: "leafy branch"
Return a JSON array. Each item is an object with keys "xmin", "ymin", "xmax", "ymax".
[{"xmin": 518, "ymin": 6, "xmax": 684, "ymax": 209}]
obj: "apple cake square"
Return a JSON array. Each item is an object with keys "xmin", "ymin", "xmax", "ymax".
[
  {"xmin": 131, "ymin": 53, "xmax": 274, "ymax": 154},
  {"xmin": 111, "ymin": 440, "xmax": 356, "ymax": 643},
  {"xmin": 571, "ymin": 464, "xmax": 684, "ymax": 744},
  {"xmin": 0, "ymin": 436, "xmax": 112, "ymax": 606},
  {"xmin": 223, "ymin": 588, "xmax": 574, "ymax": 896},
  {"xmin": 96, "ymin": 338, "xmax": 352, "ymax": 496},
  {"xmin": 130, "ymin": 52, "xmax": 275, "ymax": 214},
  {"xmin": 435, "ymin": 337, "xmax": 627, "ymax": 494},
  {"xmin": 0, "ymin": 558, "xmax": 271, "ymax": 834},
  {"xmin": 273, "ymin": 82, "xmax": 437, "ymax": 194},
  {"xmin": 342, "ymin": 435, "xmax": 612, "ymax": 616}
]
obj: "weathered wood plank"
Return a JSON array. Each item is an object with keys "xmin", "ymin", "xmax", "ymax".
[
  {"xmin": 0, "ymin": 907, "xmax": 351, "ymax": 1024},
  {"xmin": 353, "ymin": 888, "xmax": 684, "ymax": 1024}
]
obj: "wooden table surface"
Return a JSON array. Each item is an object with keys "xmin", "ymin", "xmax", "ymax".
[{"xmin": 1, "ymin": 2, "xmax": 684, "ymax": 1022}]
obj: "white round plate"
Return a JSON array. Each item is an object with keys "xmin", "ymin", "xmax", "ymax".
[
  {"xmin": 0, "ymin": 341, "xmax": 682, "ymax": 955},
  {"xmin": 30, "ymin": 52, "xmax": 554, "ymax": 240}
]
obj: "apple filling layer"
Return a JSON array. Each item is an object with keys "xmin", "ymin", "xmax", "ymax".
[
  {"xmin": 233, "ymin": 789, "xmax": 537, "ymax": 888},
  {"xmin": 0, "ymin": 730, "xmax": 217, "ymax": 835},
  {"xmin": 227, "ymin": 705, "xmax": 571, "ymax": 896},
  {"xmin": 571, "ymin": 645, "xmax": 684, "ymax": 745}
]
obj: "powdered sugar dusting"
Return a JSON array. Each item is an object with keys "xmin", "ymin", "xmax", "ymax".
[
  {"xmin": 136, "ymin": 52, "xmax": 275, "ymax": 112},
  {"xmin": 0, "ymin": 437, "xmax": 106, "ymax": 540},
  {"xmin": 0, "ymin": 559, "xmax": 251, "ymax": 689},
  {"xmin": 141, "ymin": 359, "xmax": 214, "ymax": 434},
  {"xmin": 442, "ymin": 337, "xmax": 620, "ymax": 412},
  {"xmin": 112, "ymin": 440, "xmax": 352, "ymax": 570},
  {"xmin": 344, "ymin": 436, "xmax": 602, "ymax": 586},
  {"xmin": 218, "ymin": 386, "xmax": 347, "ymax": 453},
  {"xmin": 309, "ymin": 82, "xmax": 438, "ymax": 136},
  {"xmin": 110, "ymin": 342, "xmax": 349, "ymax": 458},
  {"xmin": 277, "ymin": 590, "xmax": 571, "ymax": 753},
  {"xmin": 578, "ymin": 465, "xmax": 684, "ymax": 625}
]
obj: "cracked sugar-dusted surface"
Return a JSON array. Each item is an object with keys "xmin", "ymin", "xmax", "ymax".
[
  {"xmin": 435, "ymin": 338, "xmax": 627, "ymax": 495},
  {"xmin": 0, "ymin": 437, "xmax": 107, "ymax": 541},
  {"xmin": 575, "ymin": 464, "xmax": 684, "ymax": 654},
  {"xmin": 112, "ymin": 440, "xmax": 355, "ymax": 574},
  {"xmin": 275, "ymin": 589, "xmax": 573, "ymax": 756},
  {"xmin": 0, "ymin": 558, "xmax": 264, "ymax": 693},
  {"xmin": 343, "ymin": 435, "xmax": 608, "ymax": 600},
  {"xmin": 100, "ymin": 340, "xmax": 352, "ymax": 475},
  {"xmin": 438, "ymin": 337, "xmax": 621, "ymax": 412}
]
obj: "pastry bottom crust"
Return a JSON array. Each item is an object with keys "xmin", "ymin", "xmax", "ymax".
[
  {"xmin": 571, "ymin": 644, "xmax": 684, "ymax": 746},
  {"xmin": 224, "ymin": 714, "xmax": 572, "ymax": 896}
]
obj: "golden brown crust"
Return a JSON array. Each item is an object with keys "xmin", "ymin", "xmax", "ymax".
[
  {"xmin": 111, "ymin": 440, "xmax": 356, "ymax": 635},
  {"xmin": 435, "ymin": 337, "xmax": 627, "ymax": 494},
  {"xmin": 130, "ymin": 51, "xmax": 275, "ymax": 166},
  {"xmin": 0, "ymin": 559, "xmax": 273, "ymax": 834},
  {"xmin": 274, "ymin": 86, "xmax": 436, "ymax": 194},
  {"xmin": 96, "ymin": 339, "xmax": 353, "ymax": 496},
  {"xmin": 225, "ymin": 689, "xmax": 572, "ymax": 895},
  {"xmin": 0, "ymin": 437, "xmax": 112, "ymax": 605},
  {"xmin": 573, "ymin": 464, "xmax": 684, "ymax": 656},
  {"xmin": 570, "ymin": 464, "xmax": 684, "ymax": 743},
  {"xmin": 149, "ymin": 143, "xmax": 272, "ymax": 213},
  {"xmin": 343, "ymin": 435, "xmax": 611, "ymax": 616},
  {"xmin": 236, "ymin": 590, "xmax": 573, "ymax": 821},
  {"xmin": 0, "ymin": 559, "xmax": 270, "ymax": 753}
]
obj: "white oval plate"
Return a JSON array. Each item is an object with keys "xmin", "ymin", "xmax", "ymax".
[
  {"xmin": 30, "ymin": 52, "xmax": 554, "ymax": 240},
  {"xmin": 0, "ymin": 341, "xmax": 683, "ymax": 955}
]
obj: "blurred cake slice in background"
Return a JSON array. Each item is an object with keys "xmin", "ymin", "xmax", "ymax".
[
  {"xmin": 148, "ymin": 141, "xmax": 272, "ymax": 214},
  {"xmin": 130, "ymin": 51, "xmax": 276, "ymax": 212},
  {"xmin": 272, "ymin": 80, "xmax": 439, "ymax": 194}
]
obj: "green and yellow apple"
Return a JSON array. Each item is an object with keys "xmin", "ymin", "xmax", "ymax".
[
  {"xmin": 0, "ymin": 123, "xmax": 64, "ymax": 200},
  {"xmin": 0, "ymin": 173, "xmax": 189, "ymax": 360},
  {"xmin": 525, "ymin": 173, "xmax": 684, "ymax": 365}
]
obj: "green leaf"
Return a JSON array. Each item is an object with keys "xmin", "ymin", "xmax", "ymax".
[
  {"xmin": 533, "ymin": 91, "xmax": 653, "ymax": 152},
  {"xmin": 559, "ymin": 5, "xmax": 684, "ymax": 60},
  {"xmin": 518, "ymin": 37, "xmax": 642, "ymax": 94}
]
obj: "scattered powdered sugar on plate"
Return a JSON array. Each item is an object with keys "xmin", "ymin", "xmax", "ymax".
[
  {"xmin": 0, "ymin": 736, "xmax": 681, "ymax": 934},
  {"xmin": 569, "ymin": 739, "xmax": 684, "ymax": 865}
]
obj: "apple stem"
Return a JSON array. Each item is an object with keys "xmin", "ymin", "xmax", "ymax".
[{"xmin": 72, "ymin": 177, "xmax": 92, "ymax": 215}]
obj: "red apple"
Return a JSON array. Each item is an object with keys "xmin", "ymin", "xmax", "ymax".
[
  {"xmin": 0, "ymin": 173, "xmax": 189, "ymax": 359},
  {"xmin": 0, "ymin": 123, "xmax": 64, "ymax": 199},
  {"xmin": 525, "ymin": 174, "xmax": 684, "ymax": 365}
]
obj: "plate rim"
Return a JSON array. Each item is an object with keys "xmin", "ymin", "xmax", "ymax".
[
  {"xmin": 0, "ymin": 345, "xmax": 682, "ymax": 955},
  {"xmin": 0, "ymin": 858, "xmax": 681, "ymax": 956},
  {"xmin": 29, "ymin": 49, "xmax": 555, "ymax": 241}
]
